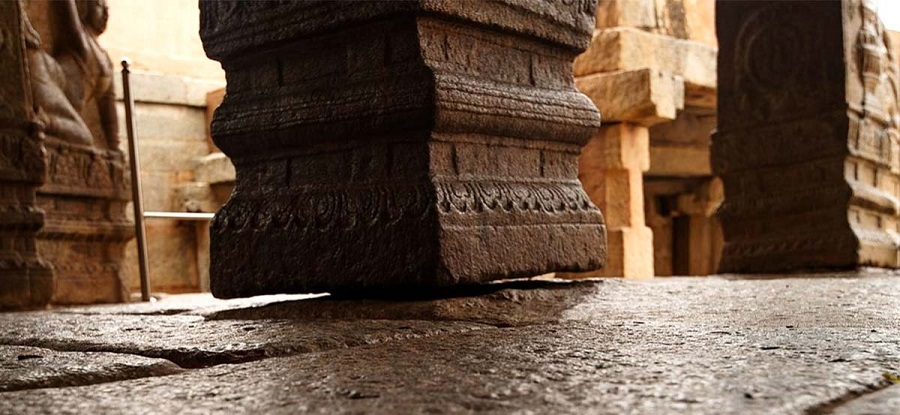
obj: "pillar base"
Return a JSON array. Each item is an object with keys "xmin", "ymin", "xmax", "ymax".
[{"xmin": 201, "ymin": 1, "xmax": 607, "ymax": 297}]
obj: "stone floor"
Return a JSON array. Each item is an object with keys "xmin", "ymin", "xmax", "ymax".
[{"xmin": 1, "ymin": 273, "xmax": 899, "ymax": 414}]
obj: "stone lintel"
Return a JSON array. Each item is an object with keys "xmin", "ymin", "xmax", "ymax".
[
  {"xmin": 574, "ymin": 27, "xmax": 717, "ymax": 108},
  {"xmin": 576, "ymin": 68, "xmax": 684, "ymax": 126},
  {"xmin": 111, "ymin": 71, "xmax": 225, "ymax": 108},
  {"xmin": 648, "ymin": 146, "xmax": 711, "ymax": 177}
]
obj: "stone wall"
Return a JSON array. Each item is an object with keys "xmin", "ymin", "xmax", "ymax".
[
  {"xmin": 98, "ymin": 0, "xmax": 224, "ymax": 295},
  {"xmin": 98, "ymin": 0, "xmax": 224, "ymax": 82},
  {"xmin": 113, "ymin": 73, "xmax": 223, "ymax": 294},
  {"xmin": 595, "ymin": 0, "xmax": 716, "ymax": 47}
]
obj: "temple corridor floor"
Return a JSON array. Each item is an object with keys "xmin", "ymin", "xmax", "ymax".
[{"xmin": 1, "ymin": 273, "xmax": 899, "ymax": 414}]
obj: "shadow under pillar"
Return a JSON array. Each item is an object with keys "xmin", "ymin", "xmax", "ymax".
[{"xmin": 199, "ymin": 1, "xmax": 608, "ymax": 297}]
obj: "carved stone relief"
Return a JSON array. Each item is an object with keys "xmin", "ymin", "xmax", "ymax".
[
  {"xmin": 714, "ymin": 0, "xmax": 900, "ymax": 272},
  {"xmin": 0, "ymin": 0, "xmax": 53, "ymax": 310},
  {"xmin": 16, "ymin": 0, "xmax": 133, "ymax": 305}
]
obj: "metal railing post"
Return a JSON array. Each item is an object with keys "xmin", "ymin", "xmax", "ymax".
[{"xmin": 121, "ymin": 59, "xmax": 152, "ymax": 302}]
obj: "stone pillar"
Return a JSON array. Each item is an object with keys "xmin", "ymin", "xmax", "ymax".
[
  {"xmin": 199, "ymin": 1, "xmax": 607, "ymax": 297},
  {"xmin": 715, "ymin": 0, "xmax": 900, "ymax": 272},
  {"xmin": 0, "ymin": 1, "xmax": 53, "ymax": 309},
  {"xmin": 573, "ymin": 123, "xmax": 654, "ymax": 278},
  {"xmin": 565, "ymin": 0, "xmax": 716, "ymax": 278}
]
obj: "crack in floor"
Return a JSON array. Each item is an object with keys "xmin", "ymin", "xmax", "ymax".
[
  {"xmin": 803, "ymin": 377, "xmax": 894, "ymax": 414},
  {"xmin": 0, "ymin": 319, "xmax": 502, "ymax": 394}
]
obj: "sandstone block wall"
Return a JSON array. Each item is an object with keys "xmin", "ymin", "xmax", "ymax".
[
  {"xmin": 95, "ymin": 0, "xmax": 225, "ymax": 296},
  {"xmin": 114, "ymin": 72, "xmax": 224, "ymax": 294}
]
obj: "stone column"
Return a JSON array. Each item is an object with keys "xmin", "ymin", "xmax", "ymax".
[
  {"xmin": 0, "ymin": 1, "xmax": 53, "ymax": 309},
  {"xmin": 572, "ymin": 123, "xmax": 654, "ymax": 278},
  {"xmin": 199, "ymin": 1, "xmax": 607, "ymax": 297},
  {"xmin": 563, "ymin": 0, "xmax": 716, "ymax": 278},
  {"xmin": 715, "ymin": 0, "xmax": 900, "ymax": 272}
]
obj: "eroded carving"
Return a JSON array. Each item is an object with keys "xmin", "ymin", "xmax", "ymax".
[
  {"xmin": 0, "ymin": 0, "xmax": 53, "ymax": 310},
  {"xmin": 21, "ymin": 0, "xmax": 132, "ymax": 304}
]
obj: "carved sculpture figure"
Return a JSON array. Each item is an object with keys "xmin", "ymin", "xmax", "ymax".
[
  {"xmin": 22, "ymin": 0, "xmax": 117, "ymax": 149},
  {"xmin": 18, "ymin": 0, "xmax": 133, "ymax": 304},
  {"xmin": 53, "ymin": 0, "xmax": 118, "ymax": 149},
  {"xmin": 23, "ymin": 10, "xmax": 92, "ymax": 146},
  {"xmin": 28, "ymin": 0, "xmax": 116, "ymax": 149}
]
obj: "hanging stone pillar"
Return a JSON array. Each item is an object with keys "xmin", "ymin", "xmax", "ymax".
[
  {"xmin": 0, "ymin": 1, "xmax": 53, "ymax": 309},
  {"xmin": 715, "ymin": 0, "xmax": 900, "ymax": 272},
  {"xmin": 199, "ymin": 1, "xmax": 607, "ymax": 297}
]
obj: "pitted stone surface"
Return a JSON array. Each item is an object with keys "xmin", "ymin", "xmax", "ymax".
[
  {"xmin": 0, "ymin": 346, "xmax": 182, "ymax": 392},
  {"xmin": 0, "ymin": 275, "xmax": 898, "ymax": 413},
  {"xmin": 0, "ymin": 318, "xmax": 896, "ymax": 414},
  {"xmin": 0, "ymin": 313, "xmax": 489, "ymax": 368}
]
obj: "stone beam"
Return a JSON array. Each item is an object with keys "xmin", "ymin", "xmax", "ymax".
[
  {"xmin": 648, "ymin": 146, "xmax": 711, "ymax": 177},
  {"xmin": 574, "ymin": 27, "xmax": 717, "ymax": 108},
  {"xmin": 0, "ymin": 0, "xmax": 53, "ymax": 309},
  {"xmin": 199, "ymin": 1, "xmax": 607, "ymax": 296},
  {"xmin": 647, "ymin": 109, "xmax": 716, "ymax": 177},
  {"xmin": 715, "ymin": 0, "xmax": 900, "ymax": 272},
  {"xmin": 576, "ymin": 68, "xmax": 684, "ymax": 126}
]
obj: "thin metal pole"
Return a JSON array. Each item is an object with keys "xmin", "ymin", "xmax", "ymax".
[{"xmin": 121, "ymin": 59, "xmax": 151, "ymax": 302}]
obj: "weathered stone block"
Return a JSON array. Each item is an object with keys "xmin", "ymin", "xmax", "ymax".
[
  {"xmin": 574, "ymin": 28, "xmax": 717, "ymax": 90},
  {"xmin": 595, "ymin": 0, "xmax": 657, "ymax": 30},
  {"xmin": 115, "ymin": 103, "xmax": 207, "ymax": 143},
  {"xmin": 200, "ymin": 1, "xmax": 607, "ymax": 296},
  {"xmin": 576, "ymin": 68, "xmax": 684, "ymax": 126},
  {"xmin": 140, "ymin": 140, "xmax": 209, "ymax": 174},
  {"xmin": 112, "ymin": 71, "xmax": 224, "ymax": 108},
  {"xmin": 715, "ymin": 0, "xmax": 900, "ymax": 272},
  {"xmin": 648, "ymin": 146, "xmax": 711, "ymax": 177},
  {"xmin": 568, "ymin": 123, "xmax": 653, "ymax": 279}
]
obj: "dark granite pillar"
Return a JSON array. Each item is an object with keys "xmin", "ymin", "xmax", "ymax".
[
  {"xmin": 0, "ymin": 0, "xmax": 53, "ymax": 309},
  {"xmin": 200, "ymin": 1, "xmax": 607, "ymax": 296},
  {"xmin": 714, "ymin": 0, "xmax": 900, "ymax": 272}
]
